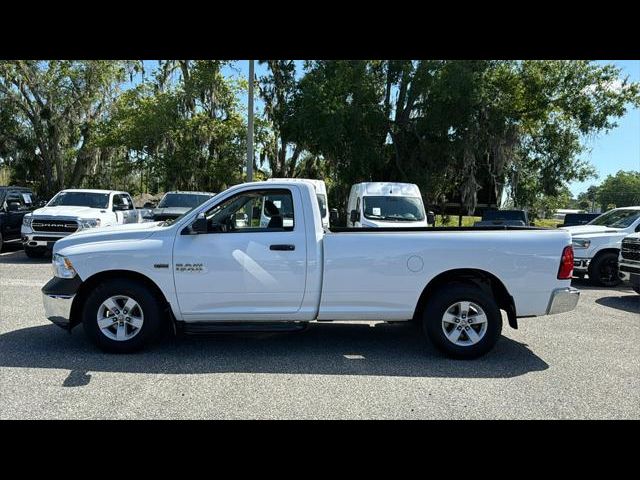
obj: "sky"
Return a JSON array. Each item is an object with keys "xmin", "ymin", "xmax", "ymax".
[{"xmin": 136, "ymin": 60, "xmax": 639, "ymax": 197}]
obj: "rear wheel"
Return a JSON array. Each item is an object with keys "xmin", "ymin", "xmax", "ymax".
[
  {"xmin": 82, "ymin": 279, "xmax": 164, "ymax": 353},
  {"xmin": 589, "ymin": 252, "xmax": 621, "ymax": 287},
  {"xmin": 422, "ymin": 283, "xmax": 502, "ymax": 359}
]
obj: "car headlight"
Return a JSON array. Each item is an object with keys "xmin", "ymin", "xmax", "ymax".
[
  {"xmin": 572, "ymin": 239, "xmax": 591, "ymax": 249},
  {"xmin": 52, "ymin": 254, "xmax": 77, "ymax": 279},
  {"xmin": 78, "ymin": 218, "xmax": 101, "ymax": 229},
  {"xmin": 22, "ymin": 215, "xmax": 33, "ymax": 227}
]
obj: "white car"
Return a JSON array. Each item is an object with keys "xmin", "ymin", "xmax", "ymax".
[
  {"xmin": 561, "ymin": 206, "xmax": 640, "ymax": 286},
  {"xmin": 618, "ymin": 232, "xmax": 640, "ymax": 294},
  {"xmin": 42, "ymin": 180, "xmax": 579, "ymax": 358},
  {"xmin": 21, "ymin": 189, "xmax": 138, "ymax": 258}
]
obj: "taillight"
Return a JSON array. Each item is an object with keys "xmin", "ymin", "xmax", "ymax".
[{"xmin": 558, "ymin": 245, "xmax": 574, "ymax": 279}]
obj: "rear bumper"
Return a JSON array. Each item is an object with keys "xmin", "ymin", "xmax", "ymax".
[{"xmin": 546, "ymin": 287, "xmax": 580, "ymax": 315}]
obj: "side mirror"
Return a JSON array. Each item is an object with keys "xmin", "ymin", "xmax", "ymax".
[
  {"xmin": 189, "ymin": 213, "xmax": 208, "ymax": 234},
  {"xmin": 350, "ymin": 209, "xmax": 360, "ymax": 224},
  {"xmin": 113, "ymin": 204, "xmax": 128, "ymax": 211},
  {"xmin": 427, "ymin": 211, "xmax": 435, "ymax": 226},
  {"xmin": 143, "ymin": 202, "xmax": 156, "ymax": 209},
  {"xmin": 7, "ymin": 202, "xmax": 21, "ymax": 212},
  {"xmin": 329, "ymin": 208, "xmax": 339, "ymax": 224}
]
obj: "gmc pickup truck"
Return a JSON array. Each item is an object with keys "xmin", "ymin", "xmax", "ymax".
[{"xmin": 42, "ymin": 180, "xmax": 580, "ymax": 358}]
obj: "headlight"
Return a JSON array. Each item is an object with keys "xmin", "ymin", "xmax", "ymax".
[
  {"xmin": 572, "ymin": 239, "xmax": 591, "ymax": 249},
  {"xmin": 22, "ymin": 215, "xmax": 32, "ymax": 227},
  {"xmin": 52, "ymin": 254, "xmax": 77, "ymax": 278},
  {"xmin": 78, "ymin": 218, "xmax": 101, "ymax": 229}
]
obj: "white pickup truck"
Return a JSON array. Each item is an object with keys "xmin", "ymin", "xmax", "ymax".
[
  {"xmin": 561, "ymin": 206, "xmax": 640, "ymax": 286},
  {"xmin": 21, "ymin": 189, "xmax": 139, "ymax": 258},
  {"xmin": 42, "ymin": 180, "xmax": 580, "ymax": 358}
]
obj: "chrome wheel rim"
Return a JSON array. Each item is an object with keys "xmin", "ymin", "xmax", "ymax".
[
  {"xmin": 441, "ymin": 301, "xmax": 488, "ymax": 347},
  {"xmin": 97, "ymin": 295, "xmax": 144, "ymax": 341}
]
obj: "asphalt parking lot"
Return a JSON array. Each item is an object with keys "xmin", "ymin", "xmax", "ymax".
[{"xmin": 0, "ymin": 244, "xmax": 638, "ymax": 419}]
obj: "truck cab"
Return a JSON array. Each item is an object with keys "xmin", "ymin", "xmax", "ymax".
[{"xmin": 346, "ymin": 182, "xmax": 429, "ymax": 228}]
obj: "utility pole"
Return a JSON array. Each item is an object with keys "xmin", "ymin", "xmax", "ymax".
[{"xmin": 247, "ymin": 60, "xmax": 254, "ymax": 182}]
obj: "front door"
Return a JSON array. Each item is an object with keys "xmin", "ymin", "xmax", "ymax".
[{"xmin": 173, "ymin": 186, "xmax": 307, "ymax": 320}]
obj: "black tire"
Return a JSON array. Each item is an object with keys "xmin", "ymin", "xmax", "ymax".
[
  {"xmin": 0, "ymin": 231, "xmax": 3, "ymax": 252},
  {"xmin": 81, "ymin": 278, "xmax": 164, "ymax": 353},
  {"xmin": 588, "ymin": 252, "xmax": 621, "ymax": 287},
  {"xmin": 24, "ymin": 246, "xmax": 47, "ymax": 258},
  {"xmin": 422, "ymin": 283, "xmax": 502, "ymax": 359}
]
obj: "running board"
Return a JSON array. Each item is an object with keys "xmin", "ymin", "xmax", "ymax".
[{"xmin": 179, "ymin": 321, "xmax": 309, "ymax": 335}]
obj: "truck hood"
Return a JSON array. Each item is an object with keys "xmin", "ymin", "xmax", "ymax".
[
  {"xmin": 31, "ymin": 205, "xmax": 109, "ymax": 219},
  {"xmin": 560, "ymin": 225, "xmax": 622, "ymax": 236},
  {"xmin": 53, "ymin": 221, "xmax": 164, "ymax": 254},
  {"xmin": 361, "ymin": 219, "xmax": 430, "ymax": 228}
]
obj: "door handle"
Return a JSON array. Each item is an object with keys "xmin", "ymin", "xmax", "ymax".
[{"xmin": 270, "ymin": 244, "xmax": 295, "ymax": 251}]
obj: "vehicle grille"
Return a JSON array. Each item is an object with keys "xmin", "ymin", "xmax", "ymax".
[
  {"xmin": 32, "ymin": 219, "xmax": 78, "ymax": 233},
  {"xmin": 621, "ymin": 239, "xmax": 640, "ymax": 262}
]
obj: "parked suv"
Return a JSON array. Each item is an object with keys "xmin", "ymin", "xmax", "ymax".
[
  {"xmin": 0, "ymin": 186, "xmax": 38, "ymax": 251},
  {"xmin": 619, "ymin": 233, "xmax": 640, "ymax": 294}
]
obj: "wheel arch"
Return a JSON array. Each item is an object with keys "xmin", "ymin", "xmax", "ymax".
[
  {"xmin": 70, "ymin": 269, "xmax": 175, "ymax": 331},
  {"xmin": 413, "ymin": 268, "xmax": 518, "ymax": 329}
]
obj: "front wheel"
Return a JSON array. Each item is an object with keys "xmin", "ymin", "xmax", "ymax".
[
  {"xmin": 589, "ymin": 252, "xmax": 621, "ymax": 287},
  {"xmin": 422, "ymin": 284, "xmax": 502, "ymax": 359},
  {"xmin": 82, "ymin": 279, "xmax": 164, "ymax": 353}
]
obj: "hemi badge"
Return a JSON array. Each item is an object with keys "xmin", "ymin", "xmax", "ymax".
[{"xmin": 154, "ymin": 264, "xmax": 169, "ymax": 269}]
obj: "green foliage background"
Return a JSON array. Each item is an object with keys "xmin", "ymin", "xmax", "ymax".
[{"xmin": 1, "ymin": 60, "xmax": 638, "ymax": 217}]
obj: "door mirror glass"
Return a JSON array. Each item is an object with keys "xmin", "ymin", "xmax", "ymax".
[
  {"xmin": 427, "ymin": 211, "xmax": 435, "ymax": 226},
  {"xmin": 350, "ymin": 209, "xmax": 360, "ymax": 224}
]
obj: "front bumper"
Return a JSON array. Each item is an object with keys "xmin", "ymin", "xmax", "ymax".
[
  {"xmin": 546, "ymin": 287, "xmax": 581, "ymax": 315},
  {"xmin": 22, "ymin": 232, "xmax": 68, "ymax": 249},
  {"xmin": 41, "ymin": 276, "xmax": 82, "ymax": 330},
  {"xmin": 619, "ymin": 263, "xmax": 640, "ymax": 288}
]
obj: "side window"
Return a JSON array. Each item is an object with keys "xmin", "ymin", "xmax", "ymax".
[
  {"xmin": 202, "ymin": 188, "xmax": 294, "ymax": 233},
  {"xmin": 113, "ymin": 194, "xmax": 126, "ymax": 210},
  {"xmin": 123, "ymin": 195, "xmax": 134, "ymax": 210}
]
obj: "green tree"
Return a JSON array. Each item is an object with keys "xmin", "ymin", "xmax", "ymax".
[
  {"xmin": 0, "ymin": 60, "xmax": 139, "ymax": 196},
  {"xmin": 596, "ymin": 170, "xmax": 640, "ymax": 208}
]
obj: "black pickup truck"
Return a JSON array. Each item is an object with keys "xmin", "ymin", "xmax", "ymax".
[
  {"xmin": 474, "ymin": 209, "xmax": 531, "ymax": 227},
  {"xmin": 0, "ymin": 186, "xmax": 38, "ymax": 251}
]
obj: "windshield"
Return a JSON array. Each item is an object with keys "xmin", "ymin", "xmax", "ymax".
[
  {"xmin": 158, "ymin": 193, "xmax": 212, "ymax": 208},
  {"xmin": 363, "ymin": 196, "xmax": 425, "ymax": 221},
  {"xmin": 587, "ymin": 209, "xmax": 640, "ymax": 228},
  {"xmin": 48, "ymin": 192, "xmax": 109, "ymax": 209}
]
